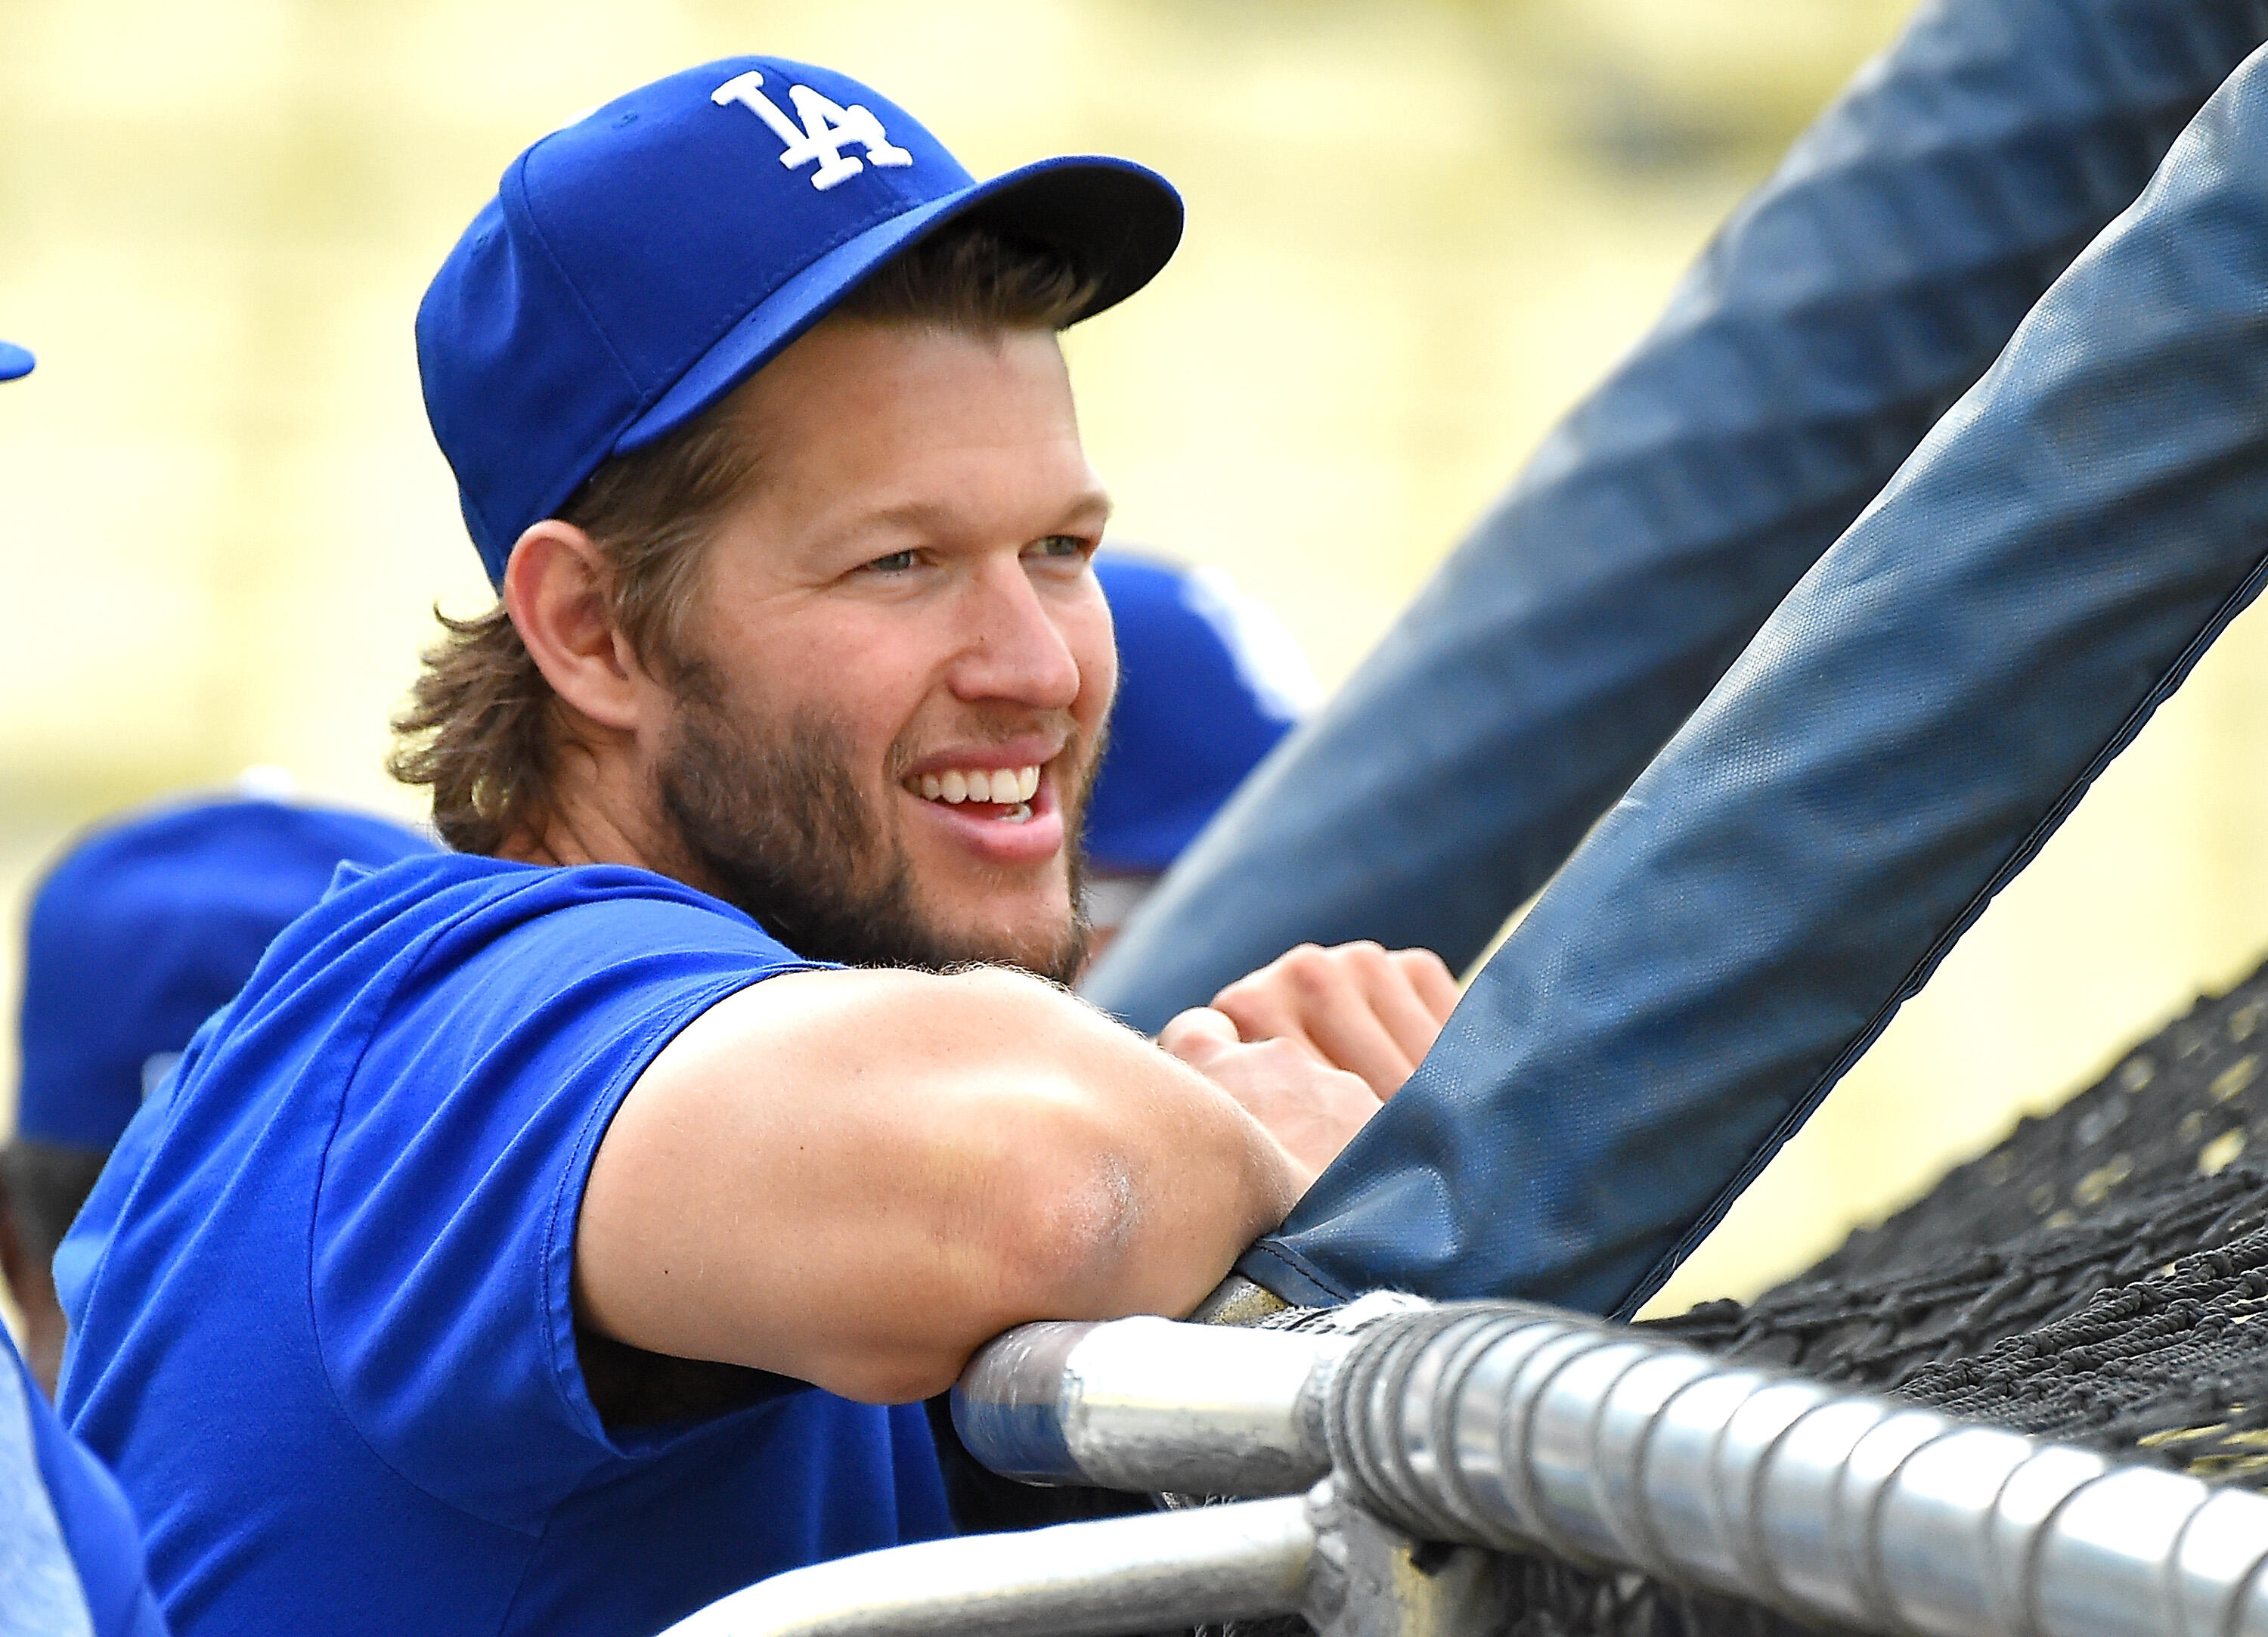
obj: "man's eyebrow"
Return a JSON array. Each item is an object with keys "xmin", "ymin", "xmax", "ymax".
[{"xmin": 832, "ymin": 489, "xmax": 1114, "ymax": 541}]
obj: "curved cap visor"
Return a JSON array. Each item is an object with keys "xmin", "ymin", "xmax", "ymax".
[
  {"xmin": 0, "ymin": 342, "xmax": 33, "ymax": 381},
  {"xmin": 618, "ymin": 156, "xmax": 1180, "ymax": 456}
]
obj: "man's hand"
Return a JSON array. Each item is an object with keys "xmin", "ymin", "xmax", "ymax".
[
  {"xmin": 1157, "ymin": 1006, "xmax": 1383, "ymax": 1183},
  {"xmin": 1205, "ymin": 941, "xmax": 1459, "ymax": 1100}
]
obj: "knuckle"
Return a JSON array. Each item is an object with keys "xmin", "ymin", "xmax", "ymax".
[
  {"xmin": 1211, "ymin": 993, "xmax": 1264, "ymax": 1031},
  {"xmin": 1158, "ymin": 1007, "xmax": 1229, "ymax": 1059}
]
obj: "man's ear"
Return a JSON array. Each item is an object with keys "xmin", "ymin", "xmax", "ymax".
[{"xmin": 502, "ymin": 521, "xmax": 655, "ymax": 736}]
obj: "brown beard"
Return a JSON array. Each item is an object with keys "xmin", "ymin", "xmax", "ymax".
[{"xmin": 652, "ymin": 665, "xmax": 1094, "ymax": 985}]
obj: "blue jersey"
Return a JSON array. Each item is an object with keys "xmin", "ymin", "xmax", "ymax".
[{"xmin": 57, "ymin": 854, "xmax": 952, "ymax": 1637}]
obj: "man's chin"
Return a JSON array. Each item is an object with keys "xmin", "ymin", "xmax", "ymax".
[
  {"xmin": 905, "ymin": 891, "xmax": 1088, "ymax": 985},
  {"xmin": 655, "ymin": 689, "xmax": 1092, "ymax": 983}
]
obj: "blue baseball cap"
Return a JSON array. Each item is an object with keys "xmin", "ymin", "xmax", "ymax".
[
  {"xmin": 14, "ymin": 796, "xmax": 437, "ymax": 1152},
  {"xmin": 0, "ymin": 342, "xmax": 33, "ymax": 381},
  {"xmin": 420, "ymin": 55, "xmax": 1183, "ymax": 585},
  {"xmin": 1086, "ymin": 551, "xmax": 1319, "ymax": 876}
]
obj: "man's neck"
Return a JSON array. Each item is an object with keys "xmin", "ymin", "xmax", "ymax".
[{"xmin": 498, "ymin": 737, "xmax": 668, "ymax": 876}]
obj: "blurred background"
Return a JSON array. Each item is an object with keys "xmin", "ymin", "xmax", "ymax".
[{"xmin": 7, "ymin": 0, "xmax": 2268, "ymax": 1310}]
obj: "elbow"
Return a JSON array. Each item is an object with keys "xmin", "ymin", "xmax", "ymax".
[
  {"xmin": 978, "ymin": 1102, "xmax": 1153, "ymax": 1322},
  {"xmin": 1021, "ymin": 1148, "xmax": 1148, "ymax": 1306},
  {"xmin": 805, "ymin": 1142, "xmax": 1151, "ymax": 1407}
]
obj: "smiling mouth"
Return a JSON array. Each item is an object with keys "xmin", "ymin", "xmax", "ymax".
[{"xmin": 902, "ymin": 763, "xmax": 1043, "ymax": 823}]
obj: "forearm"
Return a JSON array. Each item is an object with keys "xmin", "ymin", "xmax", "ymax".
[{"xmin": 576, "ymin": 965, "xmax": 1300, "ymax": 1402}]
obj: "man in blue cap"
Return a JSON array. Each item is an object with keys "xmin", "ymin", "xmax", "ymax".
[
  {"xmin": 59, "ymin": 57, "xmax": 1458, "ymax": 1637},
  {"xmin": 0, "ymin": 336, "xmax": 169, "ymax": 1637},
  {"xmin": 2, "ymin": 789, "xmax": 435, "ymax": 1393}
]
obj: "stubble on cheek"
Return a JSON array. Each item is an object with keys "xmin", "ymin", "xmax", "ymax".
[{"xmin": 655, "ymin": 677, "xmax": 1097, "ymax": 983}]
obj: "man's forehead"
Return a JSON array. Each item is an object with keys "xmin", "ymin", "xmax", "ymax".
[
  {"xmin": 754, "ymin": 316, "xmax": 1078, "ymax": 424},
  {"xmin": 732, "ymin": 324, "xmax": 1106, "ymax": 537}
]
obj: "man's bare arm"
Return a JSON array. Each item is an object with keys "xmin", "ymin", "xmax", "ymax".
[{"xmin": 575, "ymin": 964, "xmax": 1369, "ymax": 1405}]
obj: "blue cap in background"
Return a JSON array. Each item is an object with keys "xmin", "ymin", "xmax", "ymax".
[
  {"xmin": 0, "ymin": 343, "xmax": 34, "ymax": 381},
  {"xmin": 14, "ymin": 796, "xmax": 437, "ymax": 1151},
  {"xmin": 1086, "ymin": 551, "xmax": 1319, "ymax": 876},
  {"xmin": 419, "ymin": 55, "xmax": 1182, "ymax": 584}
]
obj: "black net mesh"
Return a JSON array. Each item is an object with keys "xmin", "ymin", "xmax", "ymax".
[
  {"xmin": 1198, "ymin": 956, "xmax": 2268, "ymax": 1637},
  {"xmin": 1652, "ymin": 952, "xmax": 2268, "ymax": 1410},
  {"xmin": 1482, "ymin": 953, "xmax": 2268, "ymax": 1636},
  {"xmin": 1182, "ymin": 957, "xmax": 2268, "ymax": 1637}
]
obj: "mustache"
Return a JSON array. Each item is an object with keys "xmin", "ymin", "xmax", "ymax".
[{"xmin": 882, "ymin": 711, "xmax": 1085, "ymax": 783}]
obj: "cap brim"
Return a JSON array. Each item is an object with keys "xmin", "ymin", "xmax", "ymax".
[
  {"xmin": 615, "ymin": 154, "xmax": 1181, "ymax": 455},
  {"xmin": 0, "ymin": 342, "xmax": 34, "ymax": 381}
]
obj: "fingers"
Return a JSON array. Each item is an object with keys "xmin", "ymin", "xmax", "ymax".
[
  {"xmin": 1212, "ymin": 944, "xmax": 1405, "ymax": 1100},
  {"xmin": 1359, "ymin": 955, "xmax": 1455, "ymax": 1078},
  {"xmin": 1157, "ymin": 1005, "xmax": 1242, "ymax": 1070},
  {"xmin": 1209, "ymin": 942, "xmax": 1461, "ymax": 1102},
  {"xmin": 1394, "ymin": 947, "xmax": 1461, "ymax": 1025}
]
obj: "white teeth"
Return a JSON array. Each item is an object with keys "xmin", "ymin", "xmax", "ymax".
[
  {"xmin": 999, "ymin": 801, "xmax": 1033, "ymax": 823},
  {"xmin": 907, "ymin": 764, "xmax": 1044, "ymax": 806}
]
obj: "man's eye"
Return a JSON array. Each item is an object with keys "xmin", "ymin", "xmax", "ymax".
[
  {"xmin": 1029, "ymin": 535, "xmax": 1087, "ymax": 560},
  {"xmin": 864, "ymin": 550, "xmax": 919, "ymax": 573}
]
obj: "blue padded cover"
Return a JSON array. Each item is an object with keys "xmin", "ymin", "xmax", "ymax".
[
  {"xmin": 1086, "ymin": 0, "xmax": 2268, "ymax": 1034},
  {"xmin": 1238, "ymin": 39, "xmax": 2268, "ymax": 1314}
]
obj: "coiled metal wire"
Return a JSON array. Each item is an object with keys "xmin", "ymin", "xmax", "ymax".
[{"xmin": 1322, "ymin": 1302, "xmax": 2268, "ymax": 1637}]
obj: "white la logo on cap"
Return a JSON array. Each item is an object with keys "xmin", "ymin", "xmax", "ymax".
[{"xmin": 711, "ymin": 70, "xmax": 914, "ymax": 192}]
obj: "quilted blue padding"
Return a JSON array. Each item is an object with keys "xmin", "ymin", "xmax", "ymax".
[
  {"xmin": 1087, "ymin": 0, "xmax": 2268, "ymax": 1033},
  {"xmin": 1241, "ymin": 36, "xmax": 2268, "ymax": 1314}
]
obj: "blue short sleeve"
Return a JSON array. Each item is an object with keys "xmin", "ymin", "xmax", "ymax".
[
  {"xmin": 305, "ymin": 867, "xmax": 824, "ymax": 1526},
  {"xmin": 59, "ymin": 855, "xmax": 951, "ymax": 1636}
]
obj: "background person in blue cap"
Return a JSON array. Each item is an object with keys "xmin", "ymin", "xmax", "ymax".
[
  {"xmin": 2, "ymin": 786, "xmax": 435, "ymax": 1394},
  {"xmin": 0, "ymin": 336, "xmax": 169, "ymax": 1637},
  {"xmin": 57, "ymin": 55, "xmax": 1458, "ymax": 1637},
  {"xmin": 1083, "ymin": 549, "xmax": 1319, "ymax": 960}
]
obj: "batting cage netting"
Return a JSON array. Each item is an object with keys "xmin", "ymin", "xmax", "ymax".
[
  {"xmin": 1175, "ymin": 953, "xmax": 2268, "ymax": 1637},
  {"xmin": 1371, "ymin": 953, "xmax": 2268, "ymax": 1637}
]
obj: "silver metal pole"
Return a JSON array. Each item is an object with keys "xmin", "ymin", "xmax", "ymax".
[
  {"xmin": 650, "ymin": 1490, "xmax": 1315, "ymax": 1637},
  {"xmin": 951, "ymin": 1313, "xmax": 1343, "ymax": 1496},
  {"xmin": 677, "ymin": 1301, "xmax": 2268, "ymax": 1637}
]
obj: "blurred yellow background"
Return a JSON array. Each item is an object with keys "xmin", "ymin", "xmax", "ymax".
[{"xmin": 6, "ymin": 0, "xmax": 2268, "ymax": 1311}]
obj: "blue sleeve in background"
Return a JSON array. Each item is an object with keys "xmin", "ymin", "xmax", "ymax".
[
  {"xmin": 8, "ymin": 1332, "xmax": 166, "ymax": 1637},
  {"xmin": 1086, "ymin": 0, "xmax": 2268, "ymax": 1034},
  {"xmin": 1242, "ymin": 37, "xmax": 2268, "ymax": 1316}
]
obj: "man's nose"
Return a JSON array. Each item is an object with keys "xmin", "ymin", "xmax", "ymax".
[{"xmin": 947, "ymin": 558, "xmax": 1085, "ymax": 708}]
